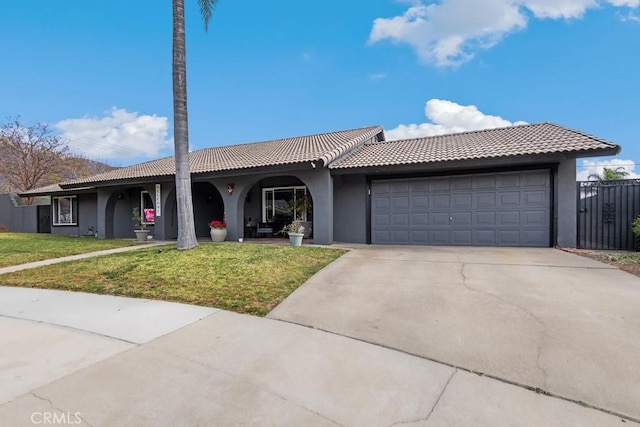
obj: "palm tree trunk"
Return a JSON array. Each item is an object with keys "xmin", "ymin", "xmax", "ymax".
[{"xmin": 172, "ymin": 0, "xmax": 198, "ymax": 250}]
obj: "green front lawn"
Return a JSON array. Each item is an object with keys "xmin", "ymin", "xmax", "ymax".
[
  {"xmin": 0, "ymin": 233, "xmax": 142, "ymax": 268},
  {"xmin": 0, "ymin": 243, "xmax": 347, "ymax": 316}
]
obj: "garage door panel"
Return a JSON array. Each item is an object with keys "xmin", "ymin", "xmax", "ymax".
[
  {"xmin": 390, "ymin": 181, "xmax": 409, "ymax": 193},
  {"xmin": 453, "ymin": 212, "xmax": 472, "ymax": 226},
  {"xmin": 523, "ymin": 191, "xmax": 546, "ymax": 206},
  {"xmin": 391, "ymin": 230, "xmax": 410, "ymax": 244},
  {"xmin": 499, "ymin": 211, "xmax": 520, "ymax": 225},
  {"xmin": 429, "ymin": 230, "xmax": 451, "ymax": 244},
  {"xmin": 522, "ymin": 230, "xmax": 548, "ymax": 247},
  {"xmin": 475, "ymin": 212, "xmax": 496, "ymax": 226},
  {"xmin": 412, "ymin": 213, "xmax": 428, "ymax": 226},
  {"xmin": 523, "ymin": 171, "xmax": 549, "ymax": 187},
  {"xmin": 497, "ymin": 173, "xmax": 521, "ymax": 188},
  {"xmin": 453, "ymin": 194, "xmax": 472, "ymax": 209},
  {"xmin": 411, "ymin": 231, "xmax": 428, "ymax": 244},
  {"xmin": 430, "ymin": 179, "xmax": 450, "ymax": 192},
  {"xmin": 497, "ymin": 230, "xmax": 521, "ymax": 246},
  {"xmin": 373, "ymin": 230, "xmax": 391, "ymax": 243},
  {"xmin": 392, "ymin": 196, "xmax": 410, "ymax": 210},
  {"xmin": 371, "ymin": 170, "xmax": 550, "ymax": 247},
  {"xmin": 452, "ymin": 176, "xmax": 473, "ymax": 190},
  {"xmin": 474, "ymin": 175, "xmax": 496, "ymax": 189},
  {"xmin": 475, "ymin": 230, "xmax": 497, "ymax": 245},
  {"xmin": 431, "ymin": 194, "xmax": 451, "ymax": 208},
  {"xmin": 499, "ymin": 192, "xmax": 521, "ymax": 207},
  {"xmin": 410, "ymin": 181, "xmax": 429, "ymax": 192},
  {"xmin": 430, "ymin": 212, "xmax": 451, "ymax": 226},
  {"xmin": 412, "ymin": 195, "xmax": 429, "ymax": 209},
  {"xmin": 392, "ymin": 214, "xmax": 410, "ymax": 226},
  {"xmin": 373, "ymin": 213, "xmax": 390, "ymax": 226},
  {"xmin": 373, "ymin": 183, "xmax": 390, "ymax": 195},
  {"xmin": 475, "ymin": 193, "xmax": 496, "ymax": 208},
  {"xmin": 523, "ymin": 210, "xmax": 547, "ymax": 226},
  {"xmin": 452, "ymin": 230, "xmax": 472, "ymax": 245},
  {"xmin": 373, "ymin": 197, "xmax": 390, "ymax": 210}
]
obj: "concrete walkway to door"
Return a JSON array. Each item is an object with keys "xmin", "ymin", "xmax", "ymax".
[{"xmin": 269, "ymin": 245, "xmax": 640, "ymax": 421}]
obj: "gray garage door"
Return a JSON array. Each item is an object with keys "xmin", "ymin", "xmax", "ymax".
[{"xmin": 371, "ymin": 170, "xmax": 551, "ymax": 247}]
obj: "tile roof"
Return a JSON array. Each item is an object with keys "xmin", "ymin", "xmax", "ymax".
[
  {"xmin": 20, "ymin": 184, "xmax": 95, "ymax": 196},
  {"xmin": 330, "ymin": 122, "xmax": 619, "ymax": 169},
  {"xmin": 60, "ymin": 126, "xmax": 383, "ymax": 188}
]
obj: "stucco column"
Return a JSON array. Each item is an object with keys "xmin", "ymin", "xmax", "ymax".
[
  {"xmin": 206, "ymin": 181, "xmax": 242, "ymax": 242},
  {"xmin": 556, "ymin": 158, "xmax": 577, "ymax": 247},
  {"xmin": 305, "ymin": 170, "xmax": 334, "ymax": 245},
  {"xmin": 96, "ymin": 189, "xmax": 111, "ymax": 239}
]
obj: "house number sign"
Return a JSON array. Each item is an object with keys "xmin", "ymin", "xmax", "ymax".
[{"xmin": 155, "ymin": 184, "xmax": 161, "ymax": 217}]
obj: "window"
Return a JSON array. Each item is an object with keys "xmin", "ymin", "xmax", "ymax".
[
  {"xmin": 262, "ymin": 186, "xmax": 310, "ymax": 222},
  {"xmin": 141, "ymin": 191, "xmax": 155, "ymax": 225},
  {"xmin": 53, "ymin": 196, "xmax": 77, "ymax": 226}
]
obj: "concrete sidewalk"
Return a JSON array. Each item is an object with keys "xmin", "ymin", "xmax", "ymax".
[{"xmin": 0, "ymin": 286, "xmax": 633, "ymax": 426}]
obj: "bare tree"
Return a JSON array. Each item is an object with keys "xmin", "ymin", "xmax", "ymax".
[
  {"xmin": 0, "ymin": 119, "xmax": 115, "ymax": 203},
  {"xmin": 172, "ymin": 0, "xmax": 219, "ymax": 250},
  {"xmin": 0, "ymin": 119, "xmax": 69, "ymax": 200}
]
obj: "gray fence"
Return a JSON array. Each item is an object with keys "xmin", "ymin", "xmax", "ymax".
[
  {"xmin": 577, "ymin": 179, "xmax": 640, "ymax": 250},
  {"xmin": 0, "ymin": 194, "xmax": 43, "ymax": 233}
]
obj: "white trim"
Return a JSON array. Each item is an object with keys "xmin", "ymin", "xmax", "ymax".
[
  {"xmin": 141, "ymin": 191, "xmax": 155, "ymax": 225},
  {"xmin": 261, "ymin": 186, "xmax": 308, "ymax": 222},
  {"xmin": 52, "ymin": 196, "xmax": 77, "ymax": 226}
]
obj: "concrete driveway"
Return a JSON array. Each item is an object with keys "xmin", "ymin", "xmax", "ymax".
[{"xmin": 269, "ymin": 246, "xmax": 640, "ymax": 421}]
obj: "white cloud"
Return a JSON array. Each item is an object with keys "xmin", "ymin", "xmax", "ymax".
[
  {"xmin": 369, "ymin": 0, "xmax": 640, "ymax": 67},
  {"xmin": 369, "ymin": 72, "xmax": 388, "ymax": 80},
  {"xmin": 577, "ymin": 158, "xmax": 639, "ymax": 180},
  {"xmin": 56, "ymin": 108, "xmax": 172, "ymax": 161},
  {"xmin": 385, "ymin": 98, "xmax": 527, "ymax": 140}
]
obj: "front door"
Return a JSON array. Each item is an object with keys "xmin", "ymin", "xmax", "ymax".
[{"xmin": 37, "ymin": 205, "xmax": 51, "ymax": 233}]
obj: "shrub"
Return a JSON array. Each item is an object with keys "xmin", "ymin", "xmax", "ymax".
[
  {"xmin": 0, "ymin": 224, "xmax": 7, "ymax": 232},
  {"xmin": 632, "ymin": 216, "xmax": 640, "ymax": 238}
]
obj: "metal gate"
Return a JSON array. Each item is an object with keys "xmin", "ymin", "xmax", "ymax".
[{"xmin": 577, "ymin": 179, "xmax": 640, "ymax": 250}]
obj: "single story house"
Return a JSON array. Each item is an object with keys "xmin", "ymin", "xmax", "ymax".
[{"xmin": 21, "ymin": 122, "xmax": 619, "ymax": 247}]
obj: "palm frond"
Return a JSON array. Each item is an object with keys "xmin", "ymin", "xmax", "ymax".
[{"xmin": 198, "ymin": 0, "xmax": 219, "ymax": 31}]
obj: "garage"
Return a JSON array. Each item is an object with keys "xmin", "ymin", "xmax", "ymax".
[{"xmin": 370, "ymin": 170, "xmax": 551, "ymax": 247}]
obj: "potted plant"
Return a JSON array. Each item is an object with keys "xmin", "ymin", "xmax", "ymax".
[
  {"xmin": 209, "ymin": 219, "xmax": 227, "ymax": 242},
  {"xmin": 279, "ymin": 219, "xmax": 305, "ymax": 246},
  {"xmin": 132, "ymin": 207, "xmax": 150, "ymax": 242},
  {"xmin": 286, "ymin": 194, "xmax": 312, "ymax": 238}
]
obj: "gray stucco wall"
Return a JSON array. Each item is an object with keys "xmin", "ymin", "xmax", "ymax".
[
  {"xmin": 51, "ymin": 193, "xmax": 98, "ymax": 236},
  {"xmin": 556, "ymin": 158, "xmax": 577, "ymax": 247},
  {"xmin": 332, "ymin": 174, "xmax": 368, "ymax": 243},
  {"xmin": 0, "ymin": 194, "xmax": 38, "ymax": 232},
  {"xmin": 197, "ymin": 167, "xmax": 334, "ymax": 244}
]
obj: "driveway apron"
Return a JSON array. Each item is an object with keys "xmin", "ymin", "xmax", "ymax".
[{"xmin": 269, "ymin": 246, "xmax": 640, "ymax": 420}]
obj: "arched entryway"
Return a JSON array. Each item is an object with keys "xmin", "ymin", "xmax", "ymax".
[
  {"xmin": 105, "ymin": 186, "xmax": 156, "ymax": 239},
  {"xmin": 241, "ymin": 176, "xmax": 314, "ymax": 238},
  {"xmin": 164, "ymin": 182, "xmax": 224, "ymax": 239}
]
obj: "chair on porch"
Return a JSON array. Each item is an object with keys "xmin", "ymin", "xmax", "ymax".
[{"xmin": 256, "ymin": 223, "xmax": 274, "ymax": 237}]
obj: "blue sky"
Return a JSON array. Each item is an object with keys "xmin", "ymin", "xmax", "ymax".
[{"xmin": 1, "ymin": 0, "xmax": 639, "ymax": 179}]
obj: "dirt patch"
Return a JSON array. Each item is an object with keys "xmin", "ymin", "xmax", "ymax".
[{"xmin": 561, "ymin": 247, "xmax": 640, "ymax": 278}]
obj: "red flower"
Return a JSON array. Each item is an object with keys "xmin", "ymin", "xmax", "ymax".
[{"xmin": 209, "ymin": 220, "xmax": 226, "ymax": 229}]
